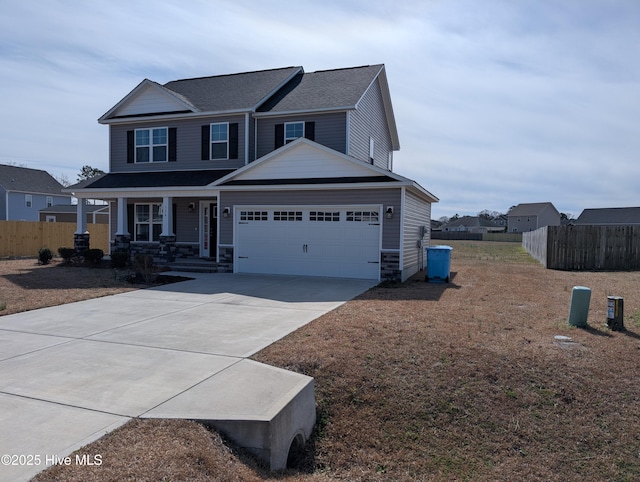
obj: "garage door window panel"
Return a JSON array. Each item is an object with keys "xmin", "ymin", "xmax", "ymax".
[{"xmin": 274, "ymin": 211, "xmax": 302, "ymax": 221}]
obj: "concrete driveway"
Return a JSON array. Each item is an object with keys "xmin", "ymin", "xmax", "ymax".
[{"xmin": 0, "ymin": 273, "xmax": 375, "ymax": 481}]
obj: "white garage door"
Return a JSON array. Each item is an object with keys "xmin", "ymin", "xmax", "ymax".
[{"xmin": 235, "ymin": 206, "xmax": 381, "ymax": 279}]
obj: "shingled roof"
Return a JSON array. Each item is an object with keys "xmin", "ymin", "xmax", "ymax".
[
  {"xmin": 256, "ymin": 64, "xmax": 384, "ymax": 113},
  {"xmin": 574, "ymin": 207, "xmax": 640, "ymax": 225},
  {"xmin": 163, "ymin": 66, "xmax": 303, "ymax": 112},
  {"xmin": 0, "ymin": 164, "xmax": 66, "ymax": 195}
]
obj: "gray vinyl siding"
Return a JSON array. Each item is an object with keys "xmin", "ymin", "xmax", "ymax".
[
  {"xmin": 254, "ymin": 112, "xmax": 347, "ymax": 160},
  {"xmin": 219, "ymin": 188, "xmax": 401, "ymax": 248},
  {"xmin": 0, "ymin": 188, "xmax": 6, "ymax": 220},
  {"xmin": 109, "ymin": 115, "xmax": 246, "ymax": 173},
  {"xmin": 348, "ymin": 79, "xmax": 393, "ymax": 169},
  {"xmin": 402, "ymin": 189, "xmax": 432, "ymax": 281}
]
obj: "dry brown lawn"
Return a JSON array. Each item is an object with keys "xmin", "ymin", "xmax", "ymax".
[
  {"xmin": 0, "ymin": 258, "xmax": 137, "ymax": 315},
  {"xmin": 4, "ymin": 242, "xmax": 640, "ymax": 481}
]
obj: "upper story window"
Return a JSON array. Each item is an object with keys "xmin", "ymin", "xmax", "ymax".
[
  {"xmin": 210, "ymin": 123, "xmax": 229, "ymax": 160},
  {"xmin": 46, "ymin": 196, "xmax": 53, "ymax": 207},
  {"xmin": 25, "ymin": 194, "xmax": 32, "ymax": 208},
  {"xmin": 285, "ymin": 122, "xmax": 304, "ymax": 143},
  {"xmin": 135, "ymin": 128, "xmax": 167, "ymax": 162},
  {"xmin": 275, "ymin": 121, "xmax": 314, "ymax": 149}
]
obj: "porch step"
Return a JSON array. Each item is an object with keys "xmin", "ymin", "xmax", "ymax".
[{"xmin": 158, "ymin": 258, "xmax": 219, "ymax": 273}]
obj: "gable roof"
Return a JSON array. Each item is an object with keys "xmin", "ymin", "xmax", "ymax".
[
  {"xmin": 257, "ymin": 65, "xmax": 383, "ymax": 113},
  {"xmin": 0, "ymin": 164, "xmax": 67, "ymax": 195},
  {"xmin": 574, "ymin": 207, "xmax": 640, "ymax": 225},
  {"xmin": 508, "ymin": 202, "xmax": 558, "ymax": 217},
  {"xmin": 98, "ymin": 65, "xmax": 400, "ymax": 149},
  {"xmin": 256, "ymin": 64, "xmax": 399, "ymax": 150},
  {"xmin": 215, "ymin": 138, "xmax": 437, "ymax": 202},
  {"xmin": 99, "ymin": 67, "xmax": 303, "ymax": 122}
]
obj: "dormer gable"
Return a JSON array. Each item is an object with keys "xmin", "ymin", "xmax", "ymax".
[{"xmin": 99, "ymin": 79, "xmax": 197, "ymax": 123}]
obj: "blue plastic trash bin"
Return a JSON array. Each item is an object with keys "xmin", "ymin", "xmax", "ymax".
[{"xmin": 425, "ymin": 245, "xmax": 453, "ymax": 283}]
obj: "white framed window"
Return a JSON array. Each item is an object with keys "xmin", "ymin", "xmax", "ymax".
[
  {"xmin": 346, "ymin": 211, "xmax": 379, "ymax": 222},
  {"xmin": 240, "ymin": 211, "xmax": 268, "ymax": 221},
  {"xmin": 46, "ymin": 215, "xmax": 56, "ymax": 222},
  {"xmin": 46, "ymin": 196, "xmax": 53, "ymax": 207},
  {"xmin": 210, "ymin": 123, "xmax": 229, "ymax": 160},
  {"xmin": 135, "ymin": 128, "xmax": 168, "ymax": 163},
  {"xmin": 134, "ymin": 203, "xmax": 163, "ymax": 241},
  {"xmin": 310, "ymin": 211, "xmax": 340, "ymax": 222},
  {"xmin": 285, "ymin": 122, "xmax": 304, "ymax": 143},
  {"xmin": 25, "ymin": 194, "xmax": 32, "ymax": 208},
  {"xmin": 273, "ymin": 211, "xmax": 302, "ymax": 221}
]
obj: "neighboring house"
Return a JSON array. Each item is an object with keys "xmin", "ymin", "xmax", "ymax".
[
  {"xmin": 0, "ymin": 164, "xmax": 72, "ymax": 221},
  {"xmin": 39, "ymin": 204, "xmax": 109, "ymax": 224},
  {"xmin": 441, "ymin": 216, "xmax": 504, "ymax": 233},
  {"xmin": 68, "ymin": 64, "xmax": 438, "ymax": 281},
  {"xmin": 508, "ymin": 202, "xmax": 560, "ymax": 233},
  {"xmin": 573, "ymin": 207, "xmax": 640, "ymax": 226}
]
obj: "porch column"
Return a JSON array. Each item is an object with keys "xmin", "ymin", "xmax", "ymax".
[
  {"xmin": 73, "ymin": 200, "xmax": 90, "ymax": 252},
  {"xmin": 75, "ymin": 200, "xmax": 87, "ymax": 234},
  {"xmin": 161, "ymin": 196, "xmax": 174, "ymax": 236},
  {"xmin": 159, "ymin": 196, "xmax": 176, "ymax": 261},
  {"xmin": 116, "ymin": 197, "xmax": 129, "ymax": 235},
  {"xmin": 113, "ymin": 197, "xmax": 131, "ymax": 254}
]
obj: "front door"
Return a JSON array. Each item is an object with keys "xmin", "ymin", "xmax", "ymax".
[{"xmin": 200, "ymin": 202, "xmax": 217, "ymax": 258}]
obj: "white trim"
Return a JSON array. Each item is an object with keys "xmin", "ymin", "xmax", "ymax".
[
  {"xmin": 284, "ymin": 121, "xmax": 304, "ymax": 144},
  {"xmin": 99, "ymin": 79, "xmax": 197, "ymax": 123},
  {"xmin": 252, "ymin": 107, "xmax": 352, "ymax": 118},
  {"xmin": 345, "ymin": 111, "xmax": 351, "ymax": 156},
  {"xmin": 209, "ymin": 122, "xmax": 230, "ymax": 160},
  {"xmin": 244, "ymin": 113, "xmax": 250, "ymax": 165},
  {"xmin": 134, "ymin": 127, "xmax": 169, "ymax": 163},
  {"xmin": 399, "ymin": 186, "xmax": 406, "ymax": 274}
]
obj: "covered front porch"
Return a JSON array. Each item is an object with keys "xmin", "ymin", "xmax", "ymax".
[{"xmin": 70, "ymin": 185, "xmax": 235, "ymax": 271}]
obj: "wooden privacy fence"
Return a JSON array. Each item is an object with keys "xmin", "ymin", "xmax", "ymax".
[
  {"xmin": 0, "ymin": 221, "xmax": 109, "ymax": 257},
  {"xmin": 523, "ymin": 225, "xmax": 640, "ymax": 270}
]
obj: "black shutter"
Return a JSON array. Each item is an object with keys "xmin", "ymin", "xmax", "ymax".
[
  {"xmin": 127, "ymin": 204, "xmax": 134, "ymax": 238},
  {"xmin": 275, "ymin": 123, "xmax": 284, "ymax": 149},
  {"xmin": 168, "ymin": 128, "xmax": 177, "ymax": 162},
  {"xmin": 172, "ymin": 204, "xmax": 177, "ymax": 234},
  {"xmin": 304, "ymin": 121, "xmax": 315, "ymax": 141},
  {"xmin": 201, "ymin": 125, "xmax": 210, "ymax": 160},
  {"xmin": 127, "ymin": 131, "xmax": 134, "ymax": 163},
  {"xmin": 229, "ymin": 123, "xmax": 239, "ymax": 159}
]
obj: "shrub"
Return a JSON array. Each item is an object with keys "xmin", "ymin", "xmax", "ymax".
[
  {"xmin": 38, "ymin": 248, "xmax": 53, "ymax": 265},
  {"xmin": 110, "ymin": 250, "xmax": 130, "ymax": 269},
  {"xmin": 132, "ymin": 254, "xmax": 157, "ymax": 283},
  {"xmin": 83, "ymin": 248, "xmax": 104, "ymax": 267},
  {"xmin": 57, "ymin": 247, "xmax": 76, "ymax": 264}
]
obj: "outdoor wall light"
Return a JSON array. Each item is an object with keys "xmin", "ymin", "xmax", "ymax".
[
  {"xmin": 222, "ymin": 207, "xmax": 231, "ymax": 218},
  {"xmin": 385, "ymin": 206, "xmax": 394, "ymax": 219},
  {"xmin": 188, "ymin": 202, "xmax": 196, "ymax": 213}
]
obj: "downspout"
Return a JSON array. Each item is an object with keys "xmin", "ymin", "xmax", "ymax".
[{"xmin": 399, "ymin": 186, "xmax": 406, "ymax": 279}]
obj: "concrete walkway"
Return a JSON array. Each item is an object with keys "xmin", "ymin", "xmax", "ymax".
[{"xmin": 0, "ymin": 273, "xmax": 375, "ymax": 481}]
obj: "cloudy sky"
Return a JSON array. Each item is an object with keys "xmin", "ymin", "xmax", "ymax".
[{"xmin": 1, "ymin": 0, "xmax": 638, "ymax": 220}]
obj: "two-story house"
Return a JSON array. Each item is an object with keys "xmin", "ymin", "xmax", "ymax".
[
  {"xmin": 507, "ymin": 202, "xmax": 561, "ymax": 233},
  {"xmin": 0, "ymin": 164, "xmax": 72, "ymax": 221},
  {"xmin": 69, "ymin": 64, "xmax": 438, "ymax": 281}
]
